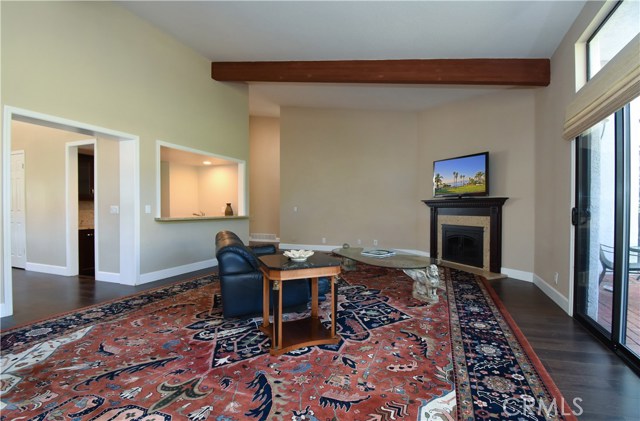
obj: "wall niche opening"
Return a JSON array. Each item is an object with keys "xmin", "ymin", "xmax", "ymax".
[{"xmin": 158, "ymin": 142, "xmax": 246, "ymax": 218}]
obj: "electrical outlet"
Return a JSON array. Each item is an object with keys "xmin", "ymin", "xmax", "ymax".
[
  {"xmin": 322, "ymin": 237, "xmax": 327, "ymax": 244},
  {"xmin": 357, "ymin": 239, "xmax": 362, "ymax": 245},
  {"xmin": 293, "ymin": 206, "xmax": 298, "ymax": 212},
  {"xmin": 373, "ymin": 239, "xmax": 378, "ymax": 246},
  {"xmin": 554, "ymin": 272, "xmax": 559, "ymax": 284}
]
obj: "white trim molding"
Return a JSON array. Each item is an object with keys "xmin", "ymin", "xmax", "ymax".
[
  {"xmin": 25, "ymin": 262, "xmax": 72, "ymax": 276},
  {"xmin": 138, "ymin": 258, "xmax": 218, "ymax": 285},
  {"xmin": 501, "ymin": 267, "xmax": 534, "ymax": 283},
  {"xmin": 95, "ymin": 271, "xmax": 121, "ymax": 284},
  {"xmin": 1, "ymin": 108, "xmax": 14, "ymax": 317},
  {"xmin": 279, "ymin": 243, "xmax": 341, "ymax": 252},
  {"xmin": 533, "ymin": 273, "xmax": 571, "ymax": 314}
]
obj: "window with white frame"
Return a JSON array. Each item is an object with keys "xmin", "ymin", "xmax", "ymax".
[{"xmin": 587, "ymin": 0, "xmax": 639, "ymax": 80}]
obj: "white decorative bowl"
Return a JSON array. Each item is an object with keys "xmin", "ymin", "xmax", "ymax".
[{"xmin": 283, "ymin": 249, "xmax": 314, "ymax": 262}]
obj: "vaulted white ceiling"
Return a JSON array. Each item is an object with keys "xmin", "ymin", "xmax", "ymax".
[{"xmin": 120, "ymin": 1, "xmax": 587, "ymax": 116}]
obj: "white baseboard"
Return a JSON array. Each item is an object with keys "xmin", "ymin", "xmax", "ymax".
[
  {"xmin": 501, "ymin": 267, "xmax": 533, "ymax": 282},
  {"xmin": 25, "ymin": 262, "xmax": 72, "ymax": 276},
  {"xmin": 280, "ymin": 243, "xmax": 340, "ymax": 252},
  {"xmin": 533, "ymin": 273, "xmax": 571, "ymax": 314},
  {"xmin": 250, "ymin": 233, "xmax": 280, "ymax": 242},
  {"xmin": 396, "ymin": 248, "xmax": 430, "ymax": 257},
  {"xmin": 138, "ymin": 258, "xmax": 217, "ymax": 285},
  {"xmin": 95, "ymin": 271, "xmax": 122, "ymax": 284}
]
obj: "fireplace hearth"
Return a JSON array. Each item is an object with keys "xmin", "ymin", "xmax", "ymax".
[{"xmin": 442, "ymin": 225, "xmax": 484, "ymax": 268}]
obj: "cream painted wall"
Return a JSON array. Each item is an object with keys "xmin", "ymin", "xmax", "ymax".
[
  {"xmin": 249, "ymin": 117, "xmax": 280, "ymax": 237},
  {"xmin": 96, "ymin": 135, "xmax": 121, "ymax": 274},
  {"xmin": 1, "ymin": 0, "xmax": 249, "ymax": 295},
  {"xmin": 279, "ymin": 90, "xmax": 537, "ymax": 276},
  {"xmin": 169, "ymin": 163, "xmax": 199, "ymax": 217},
  {"xmin": 418, "ymin": 89, "xmax": 537, "ymax": 274},
  {"xmin": 280, "ymin": 108, "xmax": 420, "ymax": 249},
  {"xmin": 11, "ymin": 121, "xmax": 90, "ymax": 267},
  {"xmin": 199, "ymin": 165, "xmax": 239, "ymax": 217},
  {"xmin": 162, "ymin": 163, "xmax": 238, "ymax": 218},
  {"xmin": 534, "ymin": 1, "xmax": 607, "ymax": 301},
  {"xmin": 160, "ymin": 162, "xmax": 171, "ymax": 217}
]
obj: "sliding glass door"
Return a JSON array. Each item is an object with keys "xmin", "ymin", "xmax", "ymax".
[
  {"xmin": 574, "ymin": 113, "xmax": 615, "ymax": 335},
  {"xmin": 574, "ymin": 97, "xmax": 640, "ymax": 369},
  {"xmin": 625, "ymin": 99, "xmax": 640, "ymax": 357}
]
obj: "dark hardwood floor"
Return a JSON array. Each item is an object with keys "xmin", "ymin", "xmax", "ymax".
[
  {"xmin": 1, "ymin": 267, "xmax": 216, "ymax": 330},
  {"xmin": 1, "ymin": 269, "xmax": 638, "ymax": 420},
  {"xmin": 490, "ymin": 278, "xmax": 640, "ymax": 420}
]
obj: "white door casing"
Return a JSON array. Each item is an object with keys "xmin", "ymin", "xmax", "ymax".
[
  {"xmin": 1, "ymin": 106, "xmax": 141, "ymax": 318},
  {"xmin": 10, "ymin": 151, "xmax": 26, "ymax": 268}
]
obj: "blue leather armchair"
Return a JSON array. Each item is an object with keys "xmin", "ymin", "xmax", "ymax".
[{"xmin": 215, "ymin": 231, "xmax": 328, "ymax": 319}]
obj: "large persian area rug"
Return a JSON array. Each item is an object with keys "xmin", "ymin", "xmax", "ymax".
[{"xmin": 0, "ymin": 265, "xmax": 577, "ymax": 421}]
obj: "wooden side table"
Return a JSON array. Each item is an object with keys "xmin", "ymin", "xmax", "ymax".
[{"xmin": 259, "ymin": 253, "xmax": 341, "ymax": 356}]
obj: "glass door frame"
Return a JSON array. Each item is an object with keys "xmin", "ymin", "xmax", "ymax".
[{"xmin": 573, "ymin": 104, "xmax": 640, "ymax": 374}]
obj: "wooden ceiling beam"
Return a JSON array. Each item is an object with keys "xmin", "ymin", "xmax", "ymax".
[{"xmin": 211, "ymin": 58, "xmax": 550, "ymax": 86}]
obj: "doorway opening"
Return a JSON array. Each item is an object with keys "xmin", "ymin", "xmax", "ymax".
[
  {"xmin": 76, "ymin": 144, "xmax": 96, "ymax": 278},
  {"xmin": 2, "ymin": 106, "xmax": 140, "ymax": 317}
]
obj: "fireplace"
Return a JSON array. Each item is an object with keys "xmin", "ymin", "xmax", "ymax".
[
  {"xmin": 423, "ymin": 197, "xmax": 507, "ymax": 273},
  {"xmin": 442, "ymin": 225, "xmax": 484, "ymax": 268}
]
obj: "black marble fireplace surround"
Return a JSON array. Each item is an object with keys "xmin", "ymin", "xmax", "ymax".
[
  {"xmin": 442, "ymin": 224, "xmax": 484, "ymax": 268},
  {"xmin": 423, "ymin": 197, "xmax": 508, "ymax": 273}
]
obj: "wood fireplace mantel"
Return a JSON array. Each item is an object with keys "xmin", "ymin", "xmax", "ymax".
[{"xmin": 423, "ymin": 197, "xmax": 508, "ymax": 273}]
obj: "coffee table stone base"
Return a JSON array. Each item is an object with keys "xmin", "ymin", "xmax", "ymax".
[{"xmin": 403, "ymin": 264, "xmax": 440, "ymax": 304}]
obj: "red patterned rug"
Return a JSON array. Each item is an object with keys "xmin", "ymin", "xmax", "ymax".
[{"xmin": 0, "ymin": 264, "xmax": 577, "ymax": 420}]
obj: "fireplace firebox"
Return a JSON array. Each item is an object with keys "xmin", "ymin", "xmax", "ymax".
[{"xmin": 442, "ymin": 225, "xmax": 484, "ymax": 268}]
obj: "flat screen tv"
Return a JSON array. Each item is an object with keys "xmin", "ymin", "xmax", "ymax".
[{"xmin": 433, "ymin": 152, "xmax": 489, "ymax": 197}]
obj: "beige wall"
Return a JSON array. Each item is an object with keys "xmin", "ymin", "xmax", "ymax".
[
  {"xmin": 160, "ymin": 161, "xmax": 171, "ymax": 217},
  {"xmin": 418, "ymin": 89, "xmax": 537, "ymax": 274},
  {"xmin": 280, "ymin": 108, "xmax": 420, "ymax": 249},
  {"xmin": 199, "ymin": 164, "xmax": 239, "ymax": 217},
  {"xmin": 168, "ymin": 163, "xmax": 199, "ymax": 217},
  {"xmin": 534, "ymin": 1, "xmax": 607, "ymax": 301},
  {"xmin": 1, "ymin": 0, "xmax": 249, "ymax": 308},
  {"xmin": 10, "ymin": 122, "xmax": 123, "ymax": 274},
  {"xmin": 249, "ymin": 117, "xmax": 280, "ymax": 237},
  {"xmin": 11, "ymin": 121, "xmax": 90, "ymax": 267},
  {"xmin": 279, "ymin": 90, "xmax": 537, "ymax": 276},
  {"xmin": 162, "ymin": 163, "xmax": 239, "ymax": 218},
  {"xmin": 96, "ymin": 135, "xmax": 121, "ymax": 273}
]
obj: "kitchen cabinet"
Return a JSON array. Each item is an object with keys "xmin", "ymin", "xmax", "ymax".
[
  {"xmin": 78, "ymin": 153, "xmax": 94, "ymax": 201},
  {"xmin": 79, "ymin": 229, "xmax": 95, "ymax": 276}
]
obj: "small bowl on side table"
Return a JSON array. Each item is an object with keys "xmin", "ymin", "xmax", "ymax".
[{"xmin": 283, "ymin": 249, "xmax": 314, "ymax": 262}]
